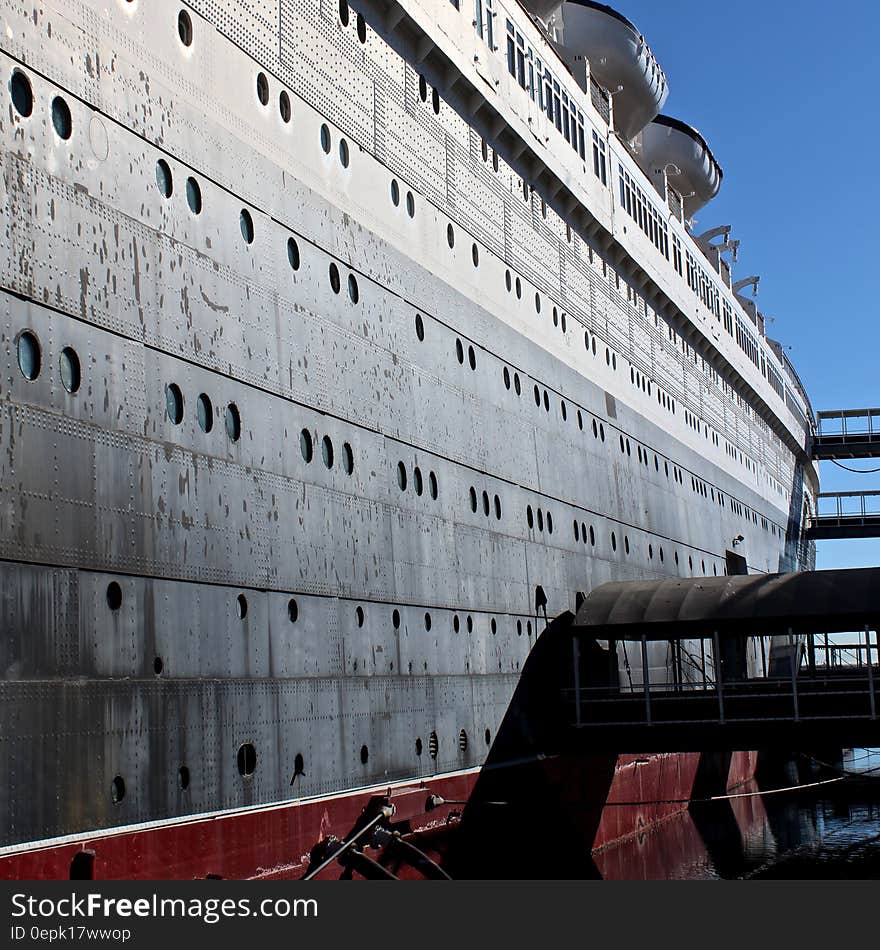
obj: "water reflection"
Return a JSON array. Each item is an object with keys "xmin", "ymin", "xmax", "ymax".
[{"xmin": 595, "ymin": 750, "xmax": 880, "ymax": 879}]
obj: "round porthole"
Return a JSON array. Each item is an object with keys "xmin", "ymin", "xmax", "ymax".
[
  {"xmin": 256, "ymin": 72, "xmax": 269, "ymax": 106},
  {"xmin": 178, "ymin": 765, "xmax": 190, "ymax": 790},
  {"xmin": 415, "ymin": 312, "xmax": 424, "ymax": 341},
  {"xmin": 339, "ymin": 137, "xmax": 350, "ymax": 168},
  {"xmin": 300, "ymin": 429, "xmax": 313, "ymax": 463},
  {"xmin": 342, "ymin": 442, "xmax": 354, "ymax": 475},
  {"xmin": 236, "ymin": 593, "xmax": 248, "ymax": 619},
  {"xmin": 322, "ymin": 435, "xmax": 334, "ymax": 469},
  {"xmin": 288, "ymin": 598, "xmax": 299, "ymax": 623},
  {"xmin": 155, "ymin": 159, "xmax": 173, "ymax": 198},
  {"xmin": 320, "ymin": 123, "xmax": 331, "ymax": 154},
  {"xmin": 356, "ymin": 605, "xmax": 365, "ymax": 627},
  {"xmin": 178, "ymin": 10, "xmax": 193, "ymax": 47},
  {"xmin": 186, "ymin": 176, "xmax": 202, "ymax": 214},
  {"xmin": 106, "ymin": 581, "xmax": 122, "ymax": 611},
  {"xmin": 339, "ymin": 0, "xmax": 350, "ymax": 26},
  {"xmin": 429, "ymin": 471, "xmax": 438, "ymax": 500},
  {"xmin": 406, "ymin": 191, "xmax": 415, "ymax": 218},
  {"xmin": 390, "ymin": 179, "xmax": 400, "ymax": 206},
  {"xmin": 10, "ymin": 70, "xmax": 33, "ymax": 117},
  {"xmin": 225, "ymin": 403, "xmax": 241, "ymax": 442},
  {"xmin": 239, "ymin": 208, "xmax": 254, "ymax": 244},
  {"xmin": 397, "ymin": 461, "xmax": 407, "ymax": 491},
  {"xmin": 165, "ymin": 383, "xmax": 183, "ymax": 424},
  {"xmin": 287, "ymin": 237, "xmax": 300, "ymax": 271},
  {"xmin": 279, "ymin": 90, "xmax": 291, "ymax": 123},
  {"xmin": 111, "ymin": 776, "xmax": 126, "ymax": 804},
  {"xmin": 59, "ymin": 347, "xmax": 80, "ymax": 393},
  {"xmin": 51, "ymin": 96, "xmax": 72, "ymax": 140},
  {"xmin": 237, "ymin": 743, "xmax": 256, "ymax": 776},
  {"xmin": 329, "ymin": 262, "xmax": 341, "ymax": 294},
  {"xmin": 347, "ymin": 273, "xmax": 359, "ymax": 303},
  {"xmin": 447, "ymin": 224, "xmax": 455, "ymax": 248},
  {"xmin": 360, "ymin": 744, "xmax": 369, "ymax": 764}
]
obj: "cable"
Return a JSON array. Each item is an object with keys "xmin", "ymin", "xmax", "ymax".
[
  {"xmin": 597, "ymin": 775, "xmax": 844, "ymax": 808},
  {"xmin": 830, "ymin": 459, "xmax": 880, "ymax": 474}
]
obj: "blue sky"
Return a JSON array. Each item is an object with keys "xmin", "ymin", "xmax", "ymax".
[{"xmin": 617, "ymin": 1, "xmax": 879, "ymax": 570}]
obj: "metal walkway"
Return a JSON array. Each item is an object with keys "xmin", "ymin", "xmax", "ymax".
[
  {"xmin": 806, "ymin": 491, "xmax": 880, "ymax": 540},
  {"xmin": 812, "ymin": 409, "xmax": 880, "ymax": 459},
  {"xmin": 565, "ymin": 569, "xmax": 880, "ymax": 754}
]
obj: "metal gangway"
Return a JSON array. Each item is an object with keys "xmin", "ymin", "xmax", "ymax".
[
  {"xmin": 812, "ymin": 409, "xmax": 880, "ymax": 459},
  {"xmin": 806, "ymin": 491, "xmax": 880, "ymax": 540},
  {"xmin": 565, "ymin": 569, "xmax": 880, "ymax": 753}
]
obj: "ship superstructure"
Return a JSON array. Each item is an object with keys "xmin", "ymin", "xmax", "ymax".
[{"xmin": 0, "ymin": 0, "xmax": 816, "ymax": 877}]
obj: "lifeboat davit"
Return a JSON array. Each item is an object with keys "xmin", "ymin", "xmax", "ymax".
[
  {"xmin": 640, "ymin": 115, "xmax": 723, "ymax": 217},
  {"xmin": 560, "ymin": 1, "xmax": 668, "ymax": 140}
]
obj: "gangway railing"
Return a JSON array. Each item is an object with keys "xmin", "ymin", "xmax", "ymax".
[
  {"xmin": 806, "ymin": 491, "xmax": 880, "ymax": 540},
  {"xmin": 812, "ymin": 409, "xmax": 880, "ymax": 458}
]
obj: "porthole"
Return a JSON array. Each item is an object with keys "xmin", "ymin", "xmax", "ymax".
[
  {"xmin": 447, "ymin": 223, "xmax": 455, "ymax": 249},
  {"xmin": 468, "ymin": 346, "xmax": 476, "ymax": 371},
  {"xmin": 287, "ymin": 237, "xmax": 300, "ymax": 271},
  {"xmin": 329, "ymin": 262, "xmax": 341, "ymax": 294},
  {"xmin": 527, "ymin": 506, "xmax": 534, "ymax": 529},
  {"xmin": 256, "ymin": 72, "xmax": 269, "ymax": 106},
  {"xmin": 432, "ymin": 88, "xmax": 440, "ymax": 114},
  {"xmin": 10, "ymin": 70, "xmax": 33, "ymax": 117},
  {"xmin": 537, "ymin": 509, "xmax": 544, "ymax": 532},
  {"xmin": 196, "ymin": 393, "xmax": 213, "ymax": 433},
  {"xmin": 237, "ymin": 743, "xmax": 257, "ymax": 776},
  {"xmin": 111, "ymin": 776, "xmax": 126, "ymax": 804},
  {"xmin": 503, "ymin": 367, "xmax": 511, "ymax": 390},
  {"xmin": 547, "ymin": 512, "xmax": 553, "ymax": 534},
  {"xmin": 225, "ymin": 403, "xmax": 241, "ymax": 442},
  {"xmin": 490, "ymin": 618, "xmax": 497, "ymax": 636},
  {"xmin": 534, "ymin": 385, "xmax": 541, "ymax": 407},
  {"xmin": 406, "ymin": 191, "xmax": 415, "ymax": 218},
  {"xmin": 356, "ymin": 605, "xmax": 365, "ymax": 627},
  {"xmin": 288, "ymin": 598, "xmax": 299, "ymax": 623},
  {"xmin": 392, "ymin": 609, "xmax": 401, "ymax": 629},
  {"xmin": 106, "ymin": 581, "xmax": 122, "ymax": 611},
  {"xmin": 51, "ymin": 96, "xmax": 72, "ymax": 140},
  {"xmin": 397, "ymin": 461, "xmax": 407, "ymax": 491},
  {"xmin": 428, "ymin": 731, "xmax": 438, "ymax": 759},
  {"xmin": 553, "ymin": 308, "xmax": 559, "ymax": 327},
  {"xmin": 300, "ymin": 428, "xmax": 313, "ymax": 463},
  {"xmin": 153, "ymin": 656, "xmax": 164, "ymax": 676},
  {"xmin": 360, "ymin": 744, "xmax": 369, "ymax": 765},
  {"xmin": 186, "ymin": 176, "xmax": 202, "ymax": 214},
  {"xmin": 472, "ymin": 243, "xmax": 479, "ymax": 267},
  {"xmin": 453, "ymin": 615, "xmax": 460, "ymax": 633},
  {"xmin": 535, "ymin": 293, "xmax": 541, "ymax": 314},
  {"xmin": 339, "ymin": 137, "xmax": 350, "ymax": 168},
  {"xmin": 239, "ymin": 208, "xmax": 254, "ymax": 244},
  {"xmin": 581, "ymin": 521, "xmax": 587, "ymax": 542},
  {"xmin": 415, "ymin": 737, "xmax": 423, "ymax": 756},
  {"xmin": 485, "ymin": 728, "xmax": 492, "ymax": 746},
  {"xmin": 418, "ymin": 74, "xmax": 428, "ymax": 102},
  {"xmin": 561, "ymin": 401, "xmax": 567, "ymax": 422},
  {"xmin": 321, "ymin": 435, "xmax": 334, "ymax": 469},
  {"xmin": 155, "ymin": 159, "xmax": 173, "ymax": 198},
  {"xmin": 343, "ymin": 442, "xmax": 354, "ymax": 475},
  {"xmin": 459, "ymin": 729, "xmax": 468, "ymax": 752},
  {"xmin": 494, "ymin": 495, "xmax": 502, "ymax": 520},
  {"xmin": 514, "ymin": 374, "xmax": 521, "ymax": 396},
  {"xmin": 505, "ymin": 270, "xmax": 512, "ymax": 292},
  {"xmin": 543, "ymin": 391, "xmax": 550, "ymax": 412},
  {"xmin": 424, "ymin": 612, "xmax": 432, "ymax": 631},
  {"xmin": 482, "ymin": 491, "xmax": 490, "ymax": 518},
  {"xmin": 456, "ymin": 339, "xmax": 464, "ymax": 364},
  {"xmin": 356, "ymin": 12, "xmax": 366, "ymax": 43},
  {"xmin": 466, "ymin": 615, "xmax": 473, "ymax": 633},
  {"xmin": 414, "ymin": 466, "xmax": 424, "ymax": 496},
  {"xmin": 589, "ymin": 525, "xmax": 596, "ymax": 546},
  {"xmin": 515, "ymin": 277, "xmax": 522, "ymax": 299},
  {"xmin": 279, "ymin": 90, "xmax": 291, "ymax": 123},
  {"xmin": 339, "ymin": 0, "xmax": 350, "ymax": 26},
  {"xmin": 611, "ymin": 532, "xmax": 617, "ymax": 552},
  {"xmin": 178, "ymin": 765, "xmax": 190, "ymax": 791},
  {"xmin": 517, "ymin": 621, "xmax": 522, "ymax": 637},
  {"xmin": 320, "ymin": 123, "xmax": 331, "ymax": 154},
  {"xmin": 390, "ymin": 179, "xmax": 400, "ymax": 206},
  {"xmin": 415, "ymin": 312, "xmax": 425, "ymax": 341},
  {"xmin": 470, "ymin": 487, "xmax": 478, "ymax": 513},
  {"xmin": 178, "ymin": 9, "xmax": 193, "ymax": 46},
  {"xmin": 165, "ymin": 383, "xmax": 184, "ymax": 425},
  {"xmin": 236, "ymin": 593, "xmax": 248, "ymax": 619},
  {"xmin": 625, "ymin": 536, "xmax": 630, "ymax": 555},
  {"xmin": 577, "ymin": 410, "xmax": 583, "ymax": 431},
  {"xmin": 59, "ymin": 347, "xmax": 81, "ymax": 393},
  {"xmin": 429, "ymin": 471, "xmax": 438, "ymax": 500},
  {"xmin": 561, "ymin": 313, "xmax": 567, "ymax": 332},
  {"xmin": 347, "ymin": 273, "xmax": 359, "ymax": 303},
  {"xmin": 574, "ymin": 521, "xmax": 580, "ymax": 542}
]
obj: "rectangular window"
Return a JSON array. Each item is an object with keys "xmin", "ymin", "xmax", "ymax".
[
  {"xmin": 592, "ymin": 131, "xmax": 606, "ymax": 185},
  {"xmin": 506, "ymin": 21, "xmax": 515, "ymax": 77},
  {"xmin": 516, "ymin": 36, "xmax": 526, "ymax": 90},
  {"xmin": 475, "ymin": 0, "xmax": 484, "ymax": 39}
]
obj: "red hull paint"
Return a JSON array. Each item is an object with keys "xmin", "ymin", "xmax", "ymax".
[{"xmin": 0, "ymin": 751, "xmax": 758, "ymax": 879}]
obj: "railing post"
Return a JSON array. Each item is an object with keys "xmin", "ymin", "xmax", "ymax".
[
  {"xmin": 866, "ymin": 625, "xmax": 876, "ymax": 720},
  {"xmin": 789, "ymin": 627, "xmax": 799, "ymax": 722},
  {"xmin": 641, "ymin": 634, "xmax": 651, "ymax": 725},
  {"xmin": 572, "ymin": 635, "xmax": 582, "ymax": 727},
  {"xmin": 713, "ymin": 630, "xmax": 725, "ymax": 724}
]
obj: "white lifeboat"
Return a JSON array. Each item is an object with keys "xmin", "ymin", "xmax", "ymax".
[
  {"xmin": 640, "ymin": 115, "xmax": 723, "ymax": 218},
  {"xmin": 560, "ymin": 0, "xmax": 668, "ymax": 140}
]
